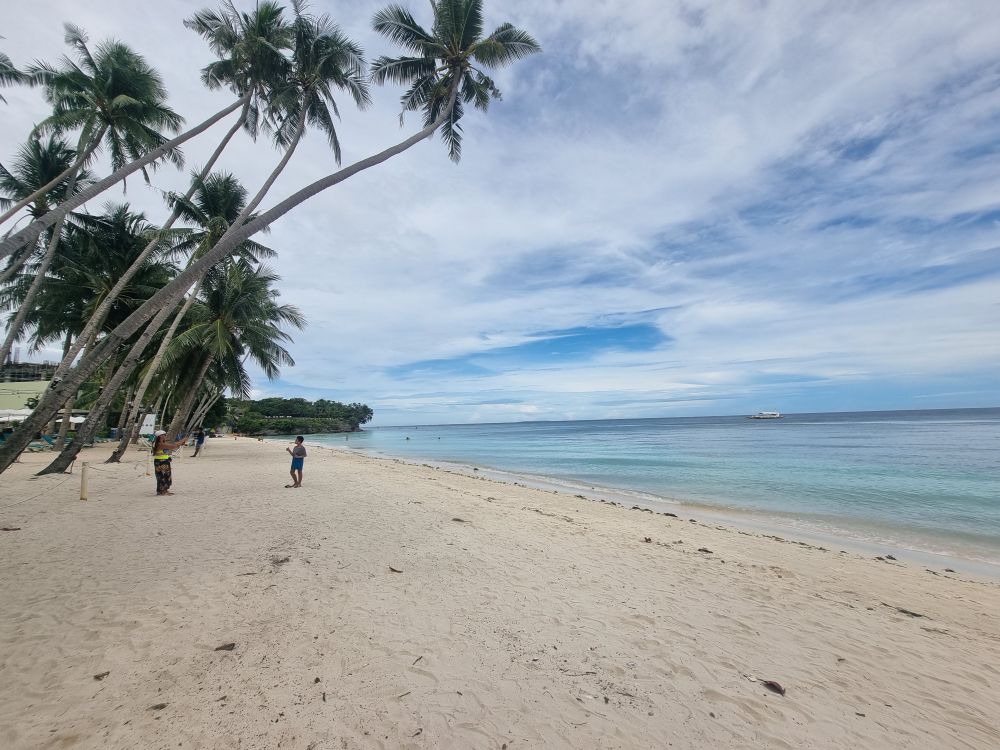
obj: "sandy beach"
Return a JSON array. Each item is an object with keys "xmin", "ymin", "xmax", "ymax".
[{"xmin": 1, "ymin": 437, "xmax": 998, "ymax": 749}]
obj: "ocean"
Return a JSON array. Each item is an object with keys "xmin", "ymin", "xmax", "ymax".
[{"xmin": 299, "ymin": 408, "xmax": 1000, "ymax": 570}]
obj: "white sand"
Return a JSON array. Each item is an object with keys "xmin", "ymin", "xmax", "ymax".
[{"xmin": 1, "ymin": 437, "xmax": 998, "ymax": 749}]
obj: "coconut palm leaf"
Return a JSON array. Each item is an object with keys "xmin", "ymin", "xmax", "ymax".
[
  {"xmin": 371, "ymin": 0, "xmax": 540, "ymax": 161},
  {"xmin": 28, "ymin": 30, "xmax": 185, "ymax": 176},
  {"xmin": 0, "ymin": 43, "xmax": 28, "ymax": 103},
  {"xmin": 184, "ymin": 0, "xmax": 293, "ymax": 138}
]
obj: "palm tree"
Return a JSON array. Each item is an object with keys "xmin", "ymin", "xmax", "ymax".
[
  {"xmin": 185, "ymin": 0, "xmax": 294, "ymax": 141},
  {"xmin": 1, "ymin": 204, "xmax": 172, "ymax": 355},
  {"xmin": 217, "ymin": 0, "xmax": 370, "ymax": 232},
  {"xmin": 0, "ymin": 26, "xmax": 185, "ymax": 363},
  {"xmin": 162, "ymin": 259, "xmax": 303, "ymax": 438},
  {"xmin": 0, "ymin": 26, "xmax": 184, "ymax": 227},
  {"xmin": 0, "ymin": 137, "xmax": 95, "ymax": 363},
  {"xmin": 0, "ymin": 137, "xmax": 87, "ymax": 220},
  {"xmin": 34, "ymin": 205, "xmax": 178, "ymax": 474},
  {"xmin": 52, "ymin": 3, "xmax": 294, "ymax": 375},
  {"xmin": 0, "ymin": 136, "xmax": 91, "ymax": 285},
  {"xmin": 108, "ymin": 172, "xmax": 274, "ymax": 462},
  {"xmin": 0, "ymin": 3, "xmax": 292, "ymax": 262},
  {"xmin": 371, "ymin": 0, "xmax": 540, "ymax": 161},
  {"xmin": 0, "ymin": 0, "xmax": 539, "ymax": 474},
  {"xmin": 269, "ymin": 1, "xmax": 371, "ymax": 166},
  {"xmin": 30, "ymin": 205, "xmax": 177, "ymax": 449}
]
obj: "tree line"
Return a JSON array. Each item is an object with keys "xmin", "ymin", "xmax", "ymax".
[
  {"xmin": 232, "ymin": 397, "xmax": 373, "ymax": 434},
  {"xmin": 0, "ymin": 1, "xmax": 539, "ymax": 475}
]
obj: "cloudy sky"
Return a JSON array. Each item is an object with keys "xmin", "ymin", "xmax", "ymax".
[{"xmin": 3, "ymin": 0, "xmax": 1000, "ymax": 424}]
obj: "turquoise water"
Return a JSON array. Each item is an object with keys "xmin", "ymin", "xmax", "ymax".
[{"xmin": 301, "ymin": 409, "xmax": 1000, "ymax": 565}]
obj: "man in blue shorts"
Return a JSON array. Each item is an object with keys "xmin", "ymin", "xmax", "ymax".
[{"xmin": 285, "ymin": 435, "xmax": 306, "ymax": 488}]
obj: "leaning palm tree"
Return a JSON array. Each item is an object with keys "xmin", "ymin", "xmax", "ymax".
[
  {"xmin": 0, "ymin": 0, "xmax": 539, "ymax": 474},
  {"xmin": 0, "ymin": 136, "xmax": 92, "ymax": 285},
  {"xmin": 51, "ymin": 3, "xmax": 293, "ymax": 375},
  {"xmin": 0, "ymin": 2, "xmax": 291, "ymax": 261},
  {"xmin": 370, "ymin": 0, "xmax": 539, "ymax": 161},
  {"xmin": 0, "ymin": 137, "xmax": 87, "ymax": 220},
  {"xmin": 268, "ymin": 0, "xmax": 371, "ymax": 167},
  {"xmin": 23, "ymin": 205, "xmax": 177, "ymax": 449},
  {"xmin": 0, "ymin": 26, "xmax": 184, "ymax": 227},
  {"xmin": 162, "ymin": 259, "xmax": 303, "ymax": 438},
  {"xmin": 107, "ymin": 172, "xmax": 274, "ymax": 463},
  {"xmin": 185, "ymin": 0, "xmax": 294, "ymax": 142},
  {"xmin": 35, "ymin": 205, "xmax": 178, "ymax": 474},
  {"xmin": 0, "ymin": 26, "xmax": 184, "ymax": 363},
  {"xmin": 0, "ymin": 137, "xmax": 95, "ymax": 363}
]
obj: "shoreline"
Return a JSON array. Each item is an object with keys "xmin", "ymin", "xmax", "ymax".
[
  {"xmin": 292, "ymin": 438, "xmax": 1000, "ymax": 578},
  {"xmin": 3, "ymin": 438, "xmax": 999, "ymax": 748}
]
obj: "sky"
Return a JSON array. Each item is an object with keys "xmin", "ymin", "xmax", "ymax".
[{"xmin": 2, "ymin": 0, "xmax": 1000, "ymax": 425}]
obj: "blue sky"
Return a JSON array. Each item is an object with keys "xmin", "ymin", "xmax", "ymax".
[{"xmin": 3, "ymin": 0, "xmax": 1000, "ymax": 424}]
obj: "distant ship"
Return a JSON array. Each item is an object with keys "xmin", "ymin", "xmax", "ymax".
[{"xmin": 749, "ymin": 411, "xmax": 783, "ymax": 419}]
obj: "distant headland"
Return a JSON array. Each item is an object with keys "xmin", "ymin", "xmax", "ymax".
[{"xmin": 231, "ymin": 397, "xmax": 373, "ymax": 436}]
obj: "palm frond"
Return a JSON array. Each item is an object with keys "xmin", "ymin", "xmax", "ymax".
[
  {"xmin": 370, "ymin": 55, "xmax": 436, "ymax": 87},
  {"xmin": 471, "ymin": 23, "xmax": 541, "ymax": 67},
  {"xmin": 372, "ymin": 5, "xmax": 440, "ymax": 54}
]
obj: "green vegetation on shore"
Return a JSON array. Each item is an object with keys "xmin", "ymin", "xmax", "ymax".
[{"xmin": 232, "ymin": 397, "xmax": 372, "ymax": 435}]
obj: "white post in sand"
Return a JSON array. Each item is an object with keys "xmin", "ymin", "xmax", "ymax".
[
  {"xmin": 80, "ymin": 462, "xmax": 89, "ymax": 501},
  {"xmin": 146, "ymin": 447, "xmax": 152, "ymax": 476}
]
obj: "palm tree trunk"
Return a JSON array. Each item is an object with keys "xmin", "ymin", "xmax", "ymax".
[
  {"xmin": 0, "ymin": 124, "xmax": 108, "ymax": 227},
  {"xmin": 52, "ymin": 333, "xmax": 76, "ymax": 450},
  {"xmin": 53, "ymin": 102, "xmax": 251, "ymax": 377},
  {"xmin": 186, "ymin": 391, "xmax": 213, "ymax": 433},
  {"xmin": 0, "ymin": 227, "xmax": 58, "ymax": 363},
  {"xmin": 109, "ymin": 277, "xmax": 201, "ymax": 461},
  {"xmin": 161, "ymin": 391, "xmax": 176, "ymax": 431},
  {"xmin": 122, "ymin": 390, "xmax": 163, "ymax": 448},
  {"xmin": 167, "ymin": 353, "xmax": 214, "ymax": 439},
  {"xmin": 53, "ymin": 399, "xmax": 73, "ymax": 446},
  {"xmin": 188, "ymin": 391, "xmax": 220, "ymax": 433},
  {"xmin": 0, "ymin": 86, "xmax": 459, "ymax": 475},
  {"xmin": 116, "ymin": 383, "xmax": 136, "ymax": 432},
  {"xmin": 0, "ymin": 240, "xmax": 39, "ymax": 285},
  {"xmin": 240, "ymin": 103, "xmax": 309, "ymax": 220},
  {"xmin": 37, "ymin": 302, "xmax": 175, "ymax": 474},
  {"xmin": 150, "ymin": 393, "xmax": 165, "ymax": 433},
  {"xmin": 0, "ymin": 94, "xmax": 250, "ymax": 262},
  {"xmin": 0, "ymin": 222, "xmax": 65, "ymax": 365}
]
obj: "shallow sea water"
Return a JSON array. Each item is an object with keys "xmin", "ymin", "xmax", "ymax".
[{"xmin": 299, "ymin": 409, "xmax": 1000, "ymax": 567}]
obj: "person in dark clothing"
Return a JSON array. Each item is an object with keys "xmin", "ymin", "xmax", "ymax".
[{"xmin": 192, "ymin": 427, "xmax": 206, "ymax": 457}]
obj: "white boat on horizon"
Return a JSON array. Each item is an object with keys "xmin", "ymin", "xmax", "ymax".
[{"xmin": 749, "ymin": 411, "xmax": 783, "ymax": 419}]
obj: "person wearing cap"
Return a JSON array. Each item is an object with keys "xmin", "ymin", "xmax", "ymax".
[{"xmin": 152, "ymin": 430, "xmax": 182, "ymax": 496}]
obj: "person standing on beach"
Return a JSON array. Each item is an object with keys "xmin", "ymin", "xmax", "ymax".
[
  {"xmin": 286, "ymin": 436, "xmax": 306, "ymax": 488},
  {"xmin": 192, "ymin": 427, "xmax": 206, "ymax": 457},
  {"xmin": 152, "ymin": 430, "xmax": 182, "ymax": 496}
]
